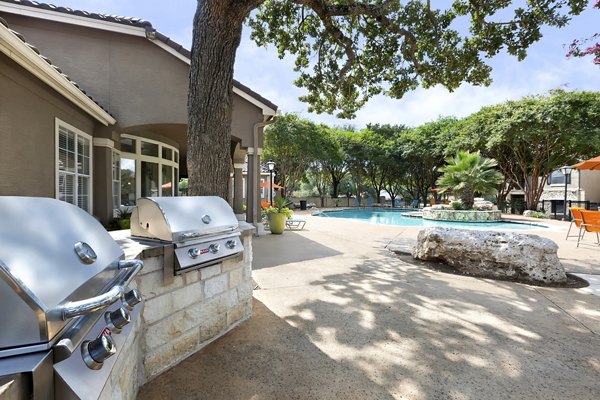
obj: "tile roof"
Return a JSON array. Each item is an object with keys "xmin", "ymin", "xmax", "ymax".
[
  {"xmin": 0, "ymin": 15, "xmax": 113, "ymax": 118},
  {"xmin": 0, "ymin": 0, "xmax": 278, "ymax": 112}
]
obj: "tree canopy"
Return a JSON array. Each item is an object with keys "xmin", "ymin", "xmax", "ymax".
[
  {"xmin": 188, "ymin": 0, "xmax": 589, "ymax": 198},
  {"xmin": 456, "ymin": 89, "xmax": 600, "ymax": 209}
]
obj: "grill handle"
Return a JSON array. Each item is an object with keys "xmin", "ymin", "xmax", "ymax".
[
  {"xmin": 117, "ymin": 259, "xmax": 144, "ymax": 270},
  {"xmin": 58, "ymin": 260, "xmax": 143, "ymax": 320},
  {"xmin": 60, "ymin": 286, "xmax": 125, "ymax": 320}
]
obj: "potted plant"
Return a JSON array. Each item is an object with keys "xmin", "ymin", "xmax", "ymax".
[
  {"xmin": 265, "ymin": 196, "xmax": 293, "ymax": 234},
  {"xmin": 115, "ymin": 206, "xmax": 133, "ymax": 229}
]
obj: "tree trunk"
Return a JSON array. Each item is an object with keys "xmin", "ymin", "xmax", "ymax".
[{"xmin": 187, "ymin": 0, "xmax": 261, "ymax": 198}]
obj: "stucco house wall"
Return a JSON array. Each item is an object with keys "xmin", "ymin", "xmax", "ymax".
[
  {"xmin": 0, "ymin": 4, "xmax": 277, "ymax": 224},
  {"xmin": 0, "ymin": 52, "xmax": 98, "ymax": 198}
]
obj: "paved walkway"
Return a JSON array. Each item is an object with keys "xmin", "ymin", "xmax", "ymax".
[{"xmin": 139, "ymin": 212, "xmax": 600, "ymax": 399}]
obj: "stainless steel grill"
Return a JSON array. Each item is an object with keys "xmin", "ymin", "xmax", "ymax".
[
  {"xmin": 0, "ymin": 197, "xmax": 143, "ymax": 399},
  {"xmin": 130, "ymin": 196, "xmax": 243, "ymax": 274}
]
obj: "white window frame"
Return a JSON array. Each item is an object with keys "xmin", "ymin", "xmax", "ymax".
[
  {"xmin": 112, "ymin": 150, "xmax": 121, "ymax": 211},
  {"xmin": 55, "ymin": 118, "xmax": 93, "ymax": 212},
  {"xmin": 119, "ymin": 134, "xmax": 180, "ymax": 200}
]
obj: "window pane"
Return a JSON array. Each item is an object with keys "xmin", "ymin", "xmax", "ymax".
[
  {"xmin": 174, "ymin": 151, "xmax": 179, "ymax": 163},
  {"xmin": 174, "ymin": 168, "xmax": 179, "ymax": 196},
  {"xmin": 78, "ymin": 176, "xmax": 90, "ymax": 212},
  {"xmin": 59, "ymin": 173, "xmax": 75, "ymax": 205},
  {"xmin": 77, "ymin": 136, "xmax": 90, "ymax": 175},
  {"xmin": 120, "ymin": 137, "xmax": 136, "ymax": 153},
  {"xmin": 112, "ymin": 151, "xmax": 121, "ymax": 209},
  {"xmin": 121, "ymin": 158, "xmax": 137, "ymax": 206},
  {"xmin": 549, "ymin": 171, "xmax": 571, "ymax": 185},
  {"xmin": 141, "ymin": 161, "xmax": 159, "ymax": 197},
  {"xmin": 162, "ymin": 165, "xmax": 173, "ymax": 197},
  {"xmin": 112, "ymin": 152, "xmax": 121, "ymax": 181},
  {"xmin": 141, "ymin": 142, "xmax": 159, "ymax": 157},
  {"xmin": 162, "ymin": 147, "xmax": 172, "ymax": 160}
]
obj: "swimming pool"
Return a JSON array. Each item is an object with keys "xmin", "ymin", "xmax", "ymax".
[{"xmin": 313, "ymin": 208, "xmax": 547, "ymax": 230}]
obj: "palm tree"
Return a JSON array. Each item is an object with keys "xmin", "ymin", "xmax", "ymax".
[{"xmin": 436, "ymin": 151, "xmax": 504, "ymax": 209}]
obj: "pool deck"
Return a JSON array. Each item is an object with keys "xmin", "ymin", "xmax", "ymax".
[{"xmin": 138, "ymin": 211, "xmax": 600, "ymax": 400}]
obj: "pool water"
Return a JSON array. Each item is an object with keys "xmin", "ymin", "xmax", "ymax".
[{"xmin": 314, "ymin": 208, "xmax": 547, "ymax": 230}]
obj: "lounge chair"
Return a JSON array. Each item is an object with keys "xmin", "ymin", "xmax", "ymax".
[
  {"xmin": 566, "ymin": 207, "xmax": 585, "ymax": 239},
  {"xmin": 577, "ymin": 210, "xmax": 600, "ymax": 247},
  {"xmin": 285, "ymin": 218, "xmax": 306, "ymax": 230}
]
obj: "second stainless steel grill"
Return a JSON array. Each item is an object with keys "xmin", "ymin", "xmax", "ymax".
[{"xmin": 130, "ymin": 196, "xmax": 244, "ymax": 274}]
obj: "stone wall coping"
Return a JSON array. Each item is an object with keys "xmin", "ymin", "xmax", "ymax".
[{"xmin": 422, "ymin": 208, "xmax": 502, "ymax": 222}]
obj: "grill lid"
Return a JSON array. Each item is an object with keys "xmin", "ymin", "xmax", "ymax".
[
  {"xmin": 0, "ymin": 197, "xmax": 124, "ymax": 349},
  {"xmin": 131, "ymin": 196, "xmax": 239, "ymax": 242}
]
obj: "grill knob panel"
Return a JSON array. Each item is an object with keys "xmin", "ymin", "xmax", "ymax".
[
  {"xmin": 123, "ymin": 289, "xmax": 142, "ymax": 311},
  {"xmin": 104, "ymin": 307, "xmax": 131, "ymax": 333},
  {"xmin": 226, "ymin": 240, "xmax": 237, "ymax": 249},
  {"xmin": 208, "ymin": 244, "xmax": 220, "ymax": 254},
  {"xmin": 82, "ymin": 334, "xmax": 116, "ymax": 369},
  {"xmin": 188, "ymin": 248, "xmax": 200, "ymax": 258}
]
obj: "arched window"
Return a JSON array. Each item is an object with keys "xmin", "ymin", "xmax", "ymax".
[{"xmin": 118, "ymin": 134, "xmax": 179, "ymax": 206}]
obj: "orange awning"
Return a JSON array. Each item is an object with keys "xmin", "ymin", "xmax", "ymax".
[
  {"xmin": 572, "ymin": 156, "xmax": 600, "ymax": 171},
  {"xmin": 260, "ymin": 181, "xmax": 284, "ymax": 189}
]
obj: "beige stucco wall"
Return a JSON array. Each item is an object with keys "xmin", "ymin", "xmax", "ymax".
[
  {"xmin": 1, "ymin": 14, "xmax": 267, "ymax": 150},
  {"xmin": 0, "ymin": 52, "xmax": 98, "ymax": 199},
  {"xmin": 580, "ymin": 170, "xmax": 600, "ymax": 202}
]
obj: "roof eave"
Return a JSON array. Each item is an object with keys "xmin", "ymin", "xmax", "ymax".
[{"xmin": 0, "ymin": 24, "xmax": 116, "ymax": 126}]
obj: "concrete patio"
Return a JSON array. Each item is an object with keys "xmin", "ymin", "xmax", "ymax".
[{"xmin": 138, "ymin": 212, "xmax": 600, "ymax": 399}]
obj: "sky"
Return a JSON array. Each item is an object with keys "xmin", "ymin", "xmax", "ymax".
[{"xmin": 50, "ymin": 1, "xmax": 599, "ymax": 129}]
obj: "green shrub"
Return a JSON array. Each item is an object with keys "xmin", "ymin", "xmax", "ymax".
[
  {"xmin": 451, "ymin": 201, "xmax": 464, "ymax": 210},
  {"xmin": 529, "ymin": 211, "xmax": 547, "ymax": 219}
]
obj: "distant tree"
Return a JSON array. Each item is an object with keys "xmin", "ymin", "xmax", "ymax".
[
  {"xmin": 462, "ymin": 90, "xmax": 600, "ymax": 210},
  {"xmin": 454, "ymin": 110, "xmax": 520, "ymax": 207},
  {"xmin": 437, "ymin": 151, "xmax": 504, "ymax": 209},
  {"xmin": 319, "ymin": 127, "xmax": 348, "ymax": 198},
  {"xmin": 188, "ymin": 0, "xmax": 588, "ymax": 198},
  {"xmin": 398, "ymin": 117, "xmax": 459, "ymax": 204},
  {"xmin": 359, "ymin": 127, "xmax": 392, "ymax": 204},
  {"xmin": 263, "ymin": 113, "xmax": 322, "ymax": 196},
  {"xmin": 339, "ymin": 130, "xmax": 368, "ymax": 204}
]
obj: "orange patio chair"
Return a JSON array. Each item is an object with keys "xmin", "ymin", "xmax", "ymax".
[
  {"xmin": 577, "ymin": 210, "xmax": 600, "ymax": 247},
  {"xmin": 566, "ymin": 207, "xmax": 585, "ymax": 239}
]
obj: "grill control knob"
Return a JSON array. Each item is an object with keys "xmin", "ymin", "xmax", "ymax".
[
  {"xmin": 188, "ymin": 248, "xmax": 200, "ymax": 258},
  {"xmin": 225, "ymin": 240, "xmax": 237, "ymax": 249},
  {"xmin": 82, "ymin": 334, "xmax": 116, "ymax": 370},
  {"xmin": 104, "ymin": 307, "xmax": 131, "ymax": 333},
  {"xmin": 201, "ymin": 214, "xmax": 212, "ymax": 224},
  {"xmin": 208, "ymin": 244, "xmax": 220, "ymax": 254},
  {"xmin": 123, "ymin": 289, "xmax": 142, "ymax": 311}
]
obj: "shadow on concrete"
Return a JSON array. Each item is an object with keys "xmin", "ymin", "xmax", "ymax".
[
  {"xmin": 252, "ymin": 232, "xmax": 342, "ymax": 270},
  {"xmin": 280, "ymin": 255, "xmax": 600, "ymax": 399},
  {"xmin": 137, "ymin": 299, "xmax": 395, "ymax": 400}
]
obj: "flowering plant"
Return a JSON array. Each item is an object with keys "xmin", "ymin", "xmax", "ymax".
[
  {"xmin": 264, "ymin": 196, "xmax": 293, "ymax": 218},
  {"xmin": 566, "ymin": 2, "xmax": 600, "ymax": 65}
]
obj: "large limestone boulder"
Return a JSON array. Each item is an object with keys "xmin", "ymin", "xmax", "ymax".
[{"xmin": 413, "ymin": 227, "xmax": 567, "ymax": 284}]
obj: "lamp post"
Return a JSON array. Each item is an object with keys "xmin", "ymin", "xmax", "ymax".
[
  {"xmin": 267, "ymin": 160, "xmax": 275, "ymax": 206},
  {"xmin": 559, "ymin": 165, "xmax": 572, "ymax": 221},
  {"xmin": 346, "ymin": 182, "xmax": 351, "ymax": 207}
]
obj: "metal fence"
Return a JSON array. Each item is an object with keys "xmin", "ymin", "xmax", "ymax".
[{"xmin": 539, "ymin": 200, "xmax": 600, "ymax": 220}]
